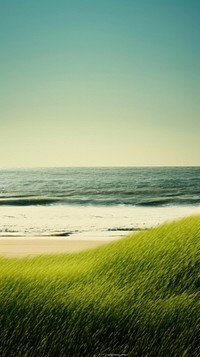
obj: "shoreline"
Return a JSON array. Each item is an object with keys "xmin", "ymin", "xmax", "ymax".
[{"xmin": 1, "ymin": 205, "xmax": 199, "ymax": 240}]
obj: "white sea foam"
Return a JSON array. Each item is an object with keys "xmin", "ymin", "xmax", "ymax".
[
  {"xmin": 0, "ymin": 204, "xmax": 200, "ymax": 240},
  {"xmin": 1, "ymin": 167, "xmax": 200, "ymax": 240}
]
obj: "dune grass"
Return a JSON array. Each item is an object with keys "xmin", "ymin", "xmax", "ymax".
[{"xmin": 0, "ymin": 216, "xmax": 199, "ymax": 357}]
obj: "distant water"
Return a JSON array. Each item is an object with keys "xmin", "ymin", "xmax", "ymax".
[
  {"xmin": 1, "ymin": 167, "xmax": 200, "ymax": 207},
  {"xmin": 0, "ymin": 167, "xmax": 200, "ymax": 238}
]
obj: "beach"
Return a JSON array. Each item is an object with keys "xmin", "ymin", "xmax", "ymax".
[
  {"xmin": 1, "ymin": 167, "xmax": 200, "ymax": 258},
  {"xmin": 0, "ymin": 237, "xmax": 118, "ymax": 258}
]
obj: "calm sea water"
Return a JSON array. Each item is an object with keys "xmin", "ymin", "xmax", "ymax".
[{"xmin": 0, "ymin": 167, "xmax": 200, "ymax": 238}]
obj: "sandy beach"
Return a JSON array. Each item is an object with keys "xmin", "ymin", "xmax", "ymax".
[{"xmin": 0, "ymin": 238, "xmax": 115, "ymax": 258}]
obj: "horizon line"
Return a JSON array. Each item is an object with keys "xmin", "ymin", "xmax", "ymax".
[{"xmin": 0, "ymin": 165, "xmax": 200, "ymax": 169}]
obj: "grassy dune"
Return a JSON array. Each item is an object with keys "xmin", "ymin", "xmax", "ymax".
[{"xmin": 0, "ymin": 216, "xmax": 199, "ymax": 357}]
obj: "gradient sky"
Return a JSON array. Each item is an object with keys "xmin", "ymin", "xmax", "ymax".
[{"xmin": 0, "ymin": 0, "xmax": 199, "ymax": 167}]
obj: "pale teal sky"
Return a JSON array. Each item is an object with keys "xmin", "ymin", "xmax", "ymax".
[{"xmin": 0, "ymin": 0, "xmax": 199, "ymax": 167}]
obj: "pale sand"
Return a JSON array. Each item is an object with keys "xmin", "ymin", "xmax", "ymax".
[{"xmin": 0, "ymin": 238, "xmax": 116, "ymax": 258}]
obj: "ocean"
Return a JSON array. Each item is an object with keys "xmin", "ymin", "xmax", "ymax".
[{"xmin": 0, "ymin": 167, "xmax": 200, "ymax": 239}]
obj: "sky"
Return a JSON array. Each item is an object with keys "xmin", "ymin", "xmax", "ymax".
[{"xmin": 0, "ymin": 0, "xmax": 199, "ymax": 167}]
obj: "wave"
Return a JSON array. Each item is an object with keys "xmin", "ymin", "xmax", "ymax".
[
  {"xmin": 137, "ymin": 198, "xmax": 200, "ymax": 206},
  {"xmin": 0, "ymin": 196, "xmax": 199, "ymax": 207},
  {"xmin": 0, "ymin": 198, "xmax": 61, "ymax": 206}
]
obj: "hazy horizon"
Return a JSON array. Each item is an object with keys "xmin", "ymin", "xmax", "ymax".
[
  {"xmin": 1, "ymin": 0, "xmax": 199, "ymax": 167},
  {"xmin": 0, "ymin": 165, "xmax": 200, "ymax": 169}
]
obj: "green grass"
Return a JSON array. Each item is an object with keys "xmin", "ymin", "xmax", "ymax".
[{"xmin": 0, "ymin": 216, "xmax": 199, "ymax": 357}]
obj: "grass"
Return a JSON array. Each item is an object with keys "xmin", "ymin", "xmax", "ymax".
[{"xmin": 0, "ymin": 215, "xmax": 199, "ymax": 357}]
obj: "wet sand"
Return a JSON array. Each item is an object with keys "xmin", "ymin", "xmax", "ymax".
[{"xmin": 0, "ymin": 238, "xmax": 116, "ymax": 258}]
